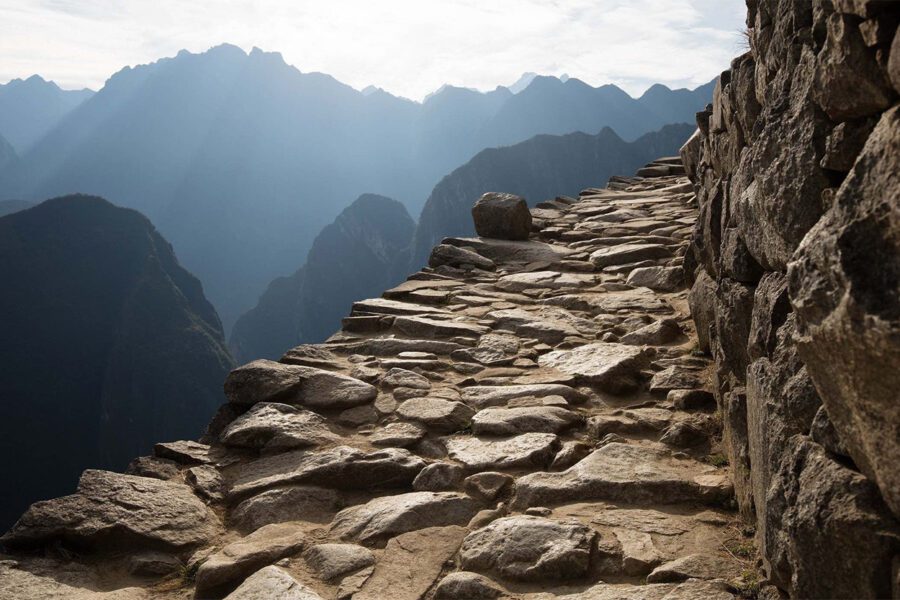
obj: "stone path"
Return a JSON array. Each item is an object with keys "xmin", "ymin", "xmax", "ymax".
[{"xmin": 0, "ymin": 162, "xmax": 757, "ymax": 599}]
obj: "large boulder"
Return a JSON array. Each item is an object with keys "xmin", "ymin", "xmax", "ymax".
[
  {"xmin": 459, "ymin": 516, "xmax": 595, "ymax": 581},
  {"xmin": 471, "ymin": 193, "xmax": 532, "ymax": 241},
  {"xmin": 224, "ymin": 360, "xmax": 376, "ymax": 409},
  {"xmin": 788, "ymin": 106, "xmax": 900, "ymax": 517},
  {"xmin": 1, "ymin": 470, "xmax": 219, "ymax": 552}
]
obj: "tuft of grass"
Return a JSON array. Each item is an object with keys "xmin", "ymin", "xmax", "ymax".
[
  {"xmin": 179, "ymin": 559, "xmax": 203, "ymax": 583},
  {"xmin": 707, "ymin": 453, "xmax": 729, "ymax": 468},
  {"xmin": 725, "ymin": 538, "xmax": 756, "ymax": 560},
  {"xmin": 731, "ymin": 568, "xmax": 762, "ymax": 599}
]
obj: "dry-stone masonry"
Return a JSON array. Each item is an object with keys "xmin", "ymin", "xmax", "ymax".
[
  {"xmin": 681, "ymin": 1, "xmax": 900, "ymax": 598},
  {"xmin": 0, "ymin": 160, "xmax": 758, "ymax": 598}
]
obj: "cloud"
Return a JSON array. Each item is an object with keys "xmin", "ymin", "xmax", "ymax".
[{"xmin": 0, "ymin": 0, "xmax": 747, "ymax": 99}]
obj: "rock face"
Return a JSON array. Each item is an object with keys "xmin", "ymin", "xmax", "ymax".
[
  {"xmin": 3, "ymin": 159, "xmax": 750, "ymax": 597},
  {"xmin": 682, "ymin": 2, "xmax": 900, "ymax": 597},
  {"xmin": 0, "ymin": 195, "xmax": 234, "ymax": 531}
]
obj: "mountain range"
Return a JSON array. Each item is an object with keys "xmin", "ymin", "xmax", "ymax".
[
  {"xmin": 0, "ymin": 75, "xmax": 93, "ymax": 153},
  {"xmin": 0, "ymin": 45, "xmax": 713, "ymax": 331},
  {"xmin": 0, "ymin": 196, "xmax": 233, "ymax": 530}
]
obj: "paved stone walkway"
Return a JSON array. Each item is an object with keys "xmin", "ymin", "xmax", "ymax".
[{"xmin": 0, "ymin": 163, "xmax": 756, "ymax": 599}]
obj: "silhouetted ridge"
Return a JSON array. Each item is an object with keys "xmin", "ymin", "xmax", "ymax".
[{"xmin": 0, "ymin": 195, "xmax": 233, "ymax": 531}]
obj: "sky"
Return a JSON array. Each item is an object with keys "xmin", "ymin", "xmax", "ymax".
[{"xmin": 0, "ymin": 0, "xmax": 747, "ymax": 101}]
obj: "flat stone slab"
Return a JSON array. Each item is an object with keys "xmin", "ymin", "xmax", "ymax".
[
  {"xmin": 447, "ymin": 433, "xmax": 559, "ymax": 471},
  {"xmin": 224, "ymin": 360, "xmax": 377, "ymax": 409},
  {"xmin": 459, "ymin": 516, "xmax": 595, "ymax": 581},
  {"xmin": 538, "ymin": 343, "xmax": 648, "ymax": 392},
  {"xmin": 330, "ymin": 492, "xmax": 478, "ymax": 546},
  {"xmin": 2, "ymin": 470, "xmax": 219, "ymax": 552},
  {"xmin": 220, "ymin": 403, "xmax": 338, "ymax": 451},
  {"xmin": 223, "ymin": 566, "xmax": 323, "ymax": 600},
  {"xmin": 511, "ymin": 443, "xmax": 733, "ymax": 510},
  {"xmin": 392, "ymin": 315, "xmax": 490, "ymax": 338},
  {"xmin": 443, "ymin": 237, "xmax": 576, "ymax": 264},
  {"xmin": 471, "ymin": 406, "xmax": 581, "ymax": 435},
  {"xmin": 462, "ymin": 384, "xmax": 587, "ymax": 408},
  {"xmin": 302, "ymin": 543, "xmax": 374, "ymax": 581},
  {"xmin": 352, "ymin": 527, "xmax": 467, "ymax": 600},
  {"xmin": 229, "ymin": 485, "xmax": 340, "ymax": 533},
  {"xmin": 396, "ymin": 397, "xmax": 475, "ymax": 432},
  {"xmin": 195, "ymin": 523, "xmax": 306, "ymax": 596},
  {"xmin": 228, "ymin": 446, "xmax": 425, "ymax": 500},
  {"xmin": 590, "ymin": 243, "xmax": 673, "ymax": 268}
]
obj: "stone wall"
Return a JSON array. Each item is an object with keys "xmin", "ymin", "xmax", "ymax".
[{"xmin": 682, "ymin": 1, "xmax": 900, "ymax": 598}]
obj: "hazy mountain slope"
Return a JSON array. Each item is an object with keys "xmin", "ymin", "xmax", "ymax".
[
  {"xmin": 638, "ymin": 80, "xmax": 716, "ymax": 125},
  {"xmin": 0, "ymin": 195, "xmax": 233, "ymax": 531},
  {"xmin": 1, "ymin": 45, "xmax": 713, "ymax": 331},
  {"xmin": 0, "ymin": 132, "xmax": 17, "ymax": 173},
  {"xmin": 0, "ymin": 75, "xmax": 93, "ymax": 152},
  {"xmin": 230, "ymin": 194, "xmax": 414, "ymax": 362},
  {"xmin": 409, "ymin": 123, "xmax": 697, "ymax": 268},
  {"xmin": 481, "ymin": 76, "xmax": 664, "ymax": 146}
]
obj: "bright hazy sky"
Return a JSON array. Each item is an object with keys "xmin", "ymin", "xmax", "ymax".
[{"xmin": 0, "ymin": 0, "xmax": 747, "ymax": 100}]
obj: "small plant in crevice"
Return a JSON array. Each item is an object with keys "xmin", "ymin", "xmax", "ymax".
[{"xmin": 707, "ymin": 453, "xmax": 729, "ymax": 468}]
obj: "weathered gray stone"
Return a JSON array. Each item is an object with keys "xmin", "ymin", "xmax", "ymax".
[
  {"xmin": 764, "ymin": 437, "xmax": 900, "ymax": 599},
  {"xmin": 229, "ymin": 486, "xmax": 339, "ymax": 533},
  {"xmin": 538, "ymin": 343, "xmax": 648, "ymax": 393},
  {"xmin": 224, "ymin": 360, "xmax": 376, "ymax": 409},
  {"xmin": 1, "ymin": 470, "xmax": 218, "ymax": 551},
  {"xmin": 471, "ymin": 406, "xmax": 580, "ymax": 436},
  {"xmin": 471, "ymin": 193, "xmax": 532, "ymax": 241},
  {"xmin": 195, "ymin": 523, "xmax": 306, "ymax": 596},
  {"xmin": 228, "ymin": 446, "xmax": 425, "ymax": 499},
  {"xmin": 620, "ymin": 318, "xmax": 683, "ymax": 346},
  {"xmin": 813, "ymin": 13, "xmax": 895, "ymax": 121},
  {"xmin": 646, "ymin": 553, "xmax": 737, "ymax": 583},
  {"xmin": 221, "ymin": 403, "xmax": 337, "ymax": 451},
  {"xmin": 434, "ymin": 571, "xmax": 503, "ymax": 599},
  {"xmin": 626, "ymin": 266, "xmax": 684, "ymax": 292},
  {"xmin": 429, "ymin": 244, "xmax": 496, "ymax": 270},
  {"xmin": 412, "ymin": 462, "xmax": 465, "ymax": 491},
  {"xmin": 461, "ymin": 384, "xmax": 586, "ymax": 408},
  {"xmin": 459, "ymin": 516, "xmax": 594, "ymax": 581},
  {"xmin": 397, "ymin": 397, "xmax": 475, "ymax": 432},
  {"xmin": 512, "ymin": 443, "xmax": 732, "ymax": 510},
  {"xmin": 330, "ymin": 492, "xmax": 478, "ymax": 546},
  {"xmin": 447, "ymin": 433, "xmax": 559, "ymax": 471},
  {"xmin": 369, "ymin": 422, "xmax": 426, "ymax": 448},
  {"xmin": 352, "ymin": 527, "xmax": 467, "ymax": 600},
  {"xmin": 590, "ymin": 243, "xmax": 673, "ymax": 268},
  {"xmin": 789, "ymin": 106, "xmax": 900, "ymax": 517},
  {"xmin": 464, "ymin": 472, "xmax": 514, "ymax": 502},
  {"xmin": 302, "ymin": 543, "xmax": 374, "ymax": 581},
  {"xmin": 223, "ymin": 566, "xmax": 323, "ymax": 600}
]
